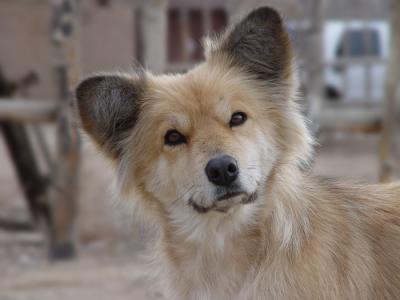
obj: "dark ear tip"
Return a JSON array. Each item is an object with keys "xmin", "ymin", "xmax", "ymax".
[
  {"xmin": 75, "ymin": 75, "xmax": 107, "ymax": 103},
  {"xmin": 246, "ymin": 6, "xmax": 283, "ymax": 25}
]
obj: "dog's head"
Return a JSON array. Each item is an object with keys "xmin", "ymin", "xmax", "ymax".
[{"xmin": 75, "ymin": 7, "xmax": 312, "ymax": 218}]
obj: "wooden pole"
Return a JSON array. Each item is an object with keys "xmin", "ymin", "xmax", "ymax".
[
  {"xmin": 137, "ymin": 0, "xmax": 167, "ymax": 73},
  {"xmin": 379, "ymin": 0, "xmax": 400, "ymax": 182},
  {"xmin": 48, "ymin": 0, "xmax": 81, "ymax": 260},
  {"xmin": 0, "ymin": 99, "xmax": 58, "ymax": 122},
  {"xmin": 304, "ymin": 0, "xmax": 326, "ymax": 135}
]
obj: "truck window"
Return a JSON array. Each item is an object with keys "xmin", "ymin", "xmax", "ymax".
[{"xmin": 336, "ymin": 29, "xmax": 381, "ymax": 58}]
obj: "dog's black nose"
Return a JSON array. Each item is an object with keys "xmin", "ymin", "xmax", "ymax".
[{"xmin": 205, "ymin": 155, "xmax": 239, "ymax": 186}]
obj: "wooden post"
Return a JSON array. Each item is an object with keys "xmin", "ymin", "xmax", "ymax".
[
  {"xmin": 304, "ymin": 0, "xmax": 326, "ymax": 135},
  {"xmin": 48, "ymin": 0, "xmax": 81, "ymax": 260},
  {"xmin": 137, "ymin": 0, "xmax": 167, "ymax": 73},
  {"xmin": 379, "ymin": 0, "xmax": 400, "ymax": 182}
]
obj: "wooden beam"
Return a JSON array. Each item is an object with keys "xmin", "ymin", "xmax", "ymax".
[
  {"xmin": 0, "ymin": 99, "xmax": 58, "ymax": 122},
  {"xmin": 319, "ymin": 106, "xmax": 382, "ymax": 133},
  {"xmin": 0, "ymin": 219, "xmax": 35, "ymax": 232}
]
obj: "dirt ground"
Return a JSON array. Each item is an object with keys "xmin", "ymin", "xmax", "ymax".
[
  {"xmin": 0, "ymin": 130, "xmax": 396, "ymax": 299},
  {"xmin": 0, "ymin": 233, "xmax": 163, "ymax": 300}
]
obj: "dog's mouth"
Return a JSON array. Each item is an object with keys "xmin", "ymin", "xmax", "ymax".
[
  {"xmin": 189, "ymin": 191, "xmax": 258, "ymax": 214},
  {"xmin": 217, "ymin": 191, "xmax": 243, "ymax": 201}
]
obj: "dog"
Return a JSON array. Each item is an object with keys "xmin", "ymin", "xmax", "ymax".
[{"xmin": 75, "ymin": 7, "xmax": 400, "ymax": 299}]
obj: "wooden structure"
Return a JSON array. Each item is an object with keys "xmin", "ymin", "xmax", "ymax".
[
  {"xmin": 136, "ymin": 0, "xmax": 167, "ymax": 73},
  {"xmin": 302, "ymin": 0, "xmax": 326, "ymax": 135},
  {"xmin": 379, "ymin": 0, "xmax": 400, "ymax": 182},
  {"xmin": 297, "ymin": 0, "xmax": 399, "ymax": 181},
  {"xmin": 0, "ymin": 69, "xmax": 51, "ymax": 231},
  {"xmin": 0, "ymin": 0, "xmax": 80, "ymax": 260}
]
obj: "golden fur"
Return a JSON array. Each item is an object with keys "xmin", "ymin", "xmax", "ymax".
[{"xmin": 75, "ymin": 7, "xmax": 400, "ymax": 299}]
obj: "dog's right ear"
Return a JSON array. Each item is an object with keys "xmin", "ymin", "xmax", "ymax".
[{"xmin": 75, "ymin": 74, "xmax": 145, "ymax": 159}]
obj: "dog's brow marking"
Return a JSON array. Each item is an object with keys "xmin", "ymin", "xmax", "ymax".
[
  {"xmin": 215, "ymin": 96, "xmax": 231, "ymax": 118},
  {"xmin": 167, "ymin": 113, "xmax": 190, "ymax": 130}
]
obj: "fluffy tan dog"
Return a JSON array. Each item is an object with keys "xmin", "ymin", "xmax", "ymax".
[{"xmin": 75, "ymin": 7, "xmax": 400, "ymax": 299}]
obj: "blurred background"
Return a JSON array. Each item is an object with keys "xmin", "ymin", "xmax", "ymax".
[{"xmin": 0, "ymin": 0, "xmax": 399, "ymax": 299}]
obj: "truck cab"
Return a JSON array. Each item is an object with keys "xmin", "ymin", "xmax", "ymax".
[{"xmin": 324, "ymin": 21, "xmax": 389, "ymax": 103}]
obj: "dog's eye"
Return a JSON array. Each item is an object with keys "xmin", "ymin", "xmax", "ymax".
[
  {"xmin": 164, "ymin": 129, "xmax": 187, "ymax": 146},
  {"xmin": 229, "ymin": 112, "xmax": 247, "ymax": 127}
]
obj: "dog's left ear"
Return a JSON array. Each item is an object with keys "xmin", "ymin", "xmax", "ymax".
[{"xmin": 206, "ymin": 7, "xmax": 292, "ymax": 82}]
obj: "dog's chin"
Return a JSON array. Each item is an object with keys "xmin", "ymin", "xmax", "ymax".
[{"xmin": 189, "ymin": 191, "xmax": 258, "ymax": 214}]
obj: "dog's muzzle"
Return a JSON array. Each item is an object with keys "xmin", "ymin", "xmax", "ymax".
[{"xmin": 187, "ymin": 155, "xmax": 258, "ymax": 213}]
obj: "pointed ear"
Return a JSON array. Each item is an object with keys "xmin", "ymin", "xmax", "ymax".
[
  {"xmin": 75, "ymin": 73, "xmax": 145, "ymax": 159},
  {"xmin": 206, "ymin": 7, "xmax": 293, "ymax": 82}
]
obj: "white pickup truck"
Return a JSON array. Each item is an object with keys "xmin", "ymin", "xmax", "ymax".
[{"xmin": 323, "ymin": 21, "xmax": 389, "ymax": 103}]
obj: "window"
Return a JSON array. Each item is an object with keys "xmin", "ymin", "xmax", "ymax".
[
  {"xmin": 188, "ymin": 10, "xmax": 204, "ymax": 61},
  {"xmin": 168, "ymin": 9, "xmax": 183, "ymax": 62},
  {"xmin": 211, "ymin": 9, "xmax": 227, "ymax": 32},
  {"xmin": 167, "ymin": 7, "xmax": 228, "ymax": 66},
  {"xmin": 336, "ymin": 29, "xmax": 381, "ymax": 58},
  {"xmin": 97, "ymin": 0, "xmax": 111, "ymax": 8}
]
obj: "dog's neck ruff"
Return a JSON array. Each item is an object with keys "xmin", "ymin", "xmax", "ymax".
[{"xmin": 154, "ymin": 164, "xmax": 311, "ymax": 299}]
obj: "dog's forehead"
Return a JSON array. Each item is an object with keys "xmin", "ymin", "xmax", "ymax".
[
  {"xmin": 150, "ymin": 70, "xmax": 232, "ymax": 118},
  {"xmin": 147, "ymin": 66, "xmax": 245, "ymax": 119}
]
